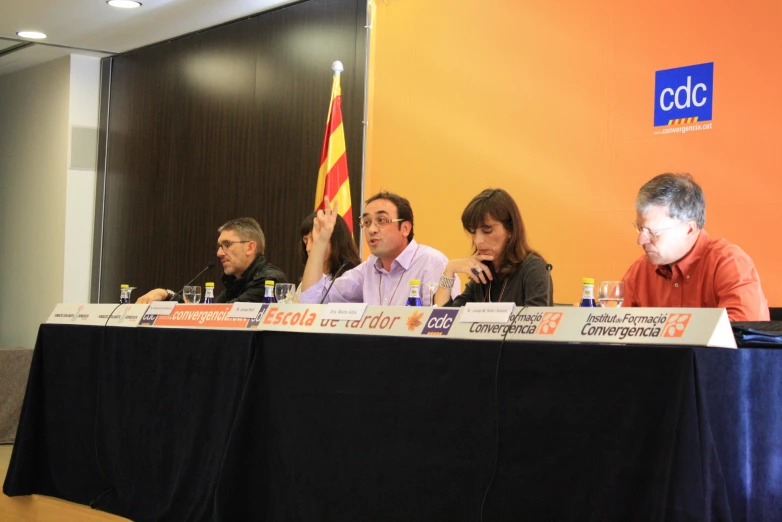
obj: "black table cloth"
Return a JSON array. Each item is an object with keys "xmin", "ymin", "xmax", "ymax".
[
  {"xmin": 4, "ymin": 324, "xmax": 782, "ymax": 521},
  {"xmin": 3, "ymin": 325, "xmax": 256, "ymax": 521}
]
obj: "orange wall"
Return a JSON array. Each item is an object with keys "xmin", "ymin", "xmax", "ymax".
[{"xmin": 365, "ymin": 0, "xmax": 782, "ymax": 304}]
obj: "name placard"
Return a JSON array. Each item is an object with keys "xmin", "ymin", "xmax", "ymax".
[
  {"xmin": 322, "ymin": 303, "xmax": 368, "ymax": 320},
  {"xmin": 460, "ymin": 302, "xmax": 515, "ymax": 324},
  {"xmin": 147, "ymin": 301, "xmax": 177, "ymax": 316},
  {"xmin": 228, "ymin": 303, "xmax": 266, "ymax": 319}
]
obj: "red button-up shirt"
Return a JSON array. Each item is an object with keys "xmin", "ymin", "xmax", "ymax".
[{"xmin": 622, "ymin": 230, "xmax": 769, "ymax": 321}]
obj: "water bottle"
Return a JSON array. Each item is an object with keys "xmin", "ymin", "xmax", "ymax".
[
  {"xmin": 263, "ymin": 280, "xmax": 277, "ymax": 303},
  {"xmin": 406, "ymin": 279, "xmax": 423, "ymax": 306},
  {"xmin": 204, "ymin": 282, "xmax": 215, "ymax": 304},
  {"xmin": 120, "ymin": 284, "xmax": 130, "ymax": 304},
  {"xmin": 580, "ymin": 278, "xmax": 597, "ymax": 307}
]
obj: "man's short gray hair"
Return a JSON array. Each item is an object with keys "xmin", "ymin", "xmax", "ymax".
[
  {"xmin": 218, "ymin": 217, "xmax": 266, "ymax": 254},
  {"xmin": 636, "ymin": 173, "xmax": 706, "ymax": 229}
]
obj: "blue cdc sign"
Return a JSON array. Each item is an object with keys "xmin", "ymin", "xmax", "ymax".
[{"xmin": 654, "ymin": 62, "xmax": 713, "ymax": 127}]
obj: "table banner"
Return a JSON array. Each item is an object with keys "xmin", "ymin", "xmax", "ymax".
[
  {"xmin": 257, "ymin": 304, "xmax": 431, "ymax": 337},
  {"xmin": 45, "ymin": 303, "xmax": 736, "ymax": 347},
  {"xmin": 46, "ymin": 304, "xmax": 150, "ymax": 326},
  {"xmin": 530, "ymin": 307, "xmax": 736, "ymax": 348},
  {"xmin": 139, "ymin": 304, "xmax": 257, "ymax": 329},
  {"xmin": 443, "ymin": 307, "xmax": 736, "ymax": 348}
]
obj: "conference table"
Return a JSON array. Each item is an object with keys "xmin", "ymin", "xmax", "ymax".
[{"xmin": 3, "ymin": 323, "xmax": 782, "ymax": 521}]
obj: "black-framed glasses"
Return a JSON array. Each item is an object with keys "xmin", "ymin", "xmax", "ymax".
[
  {"xmin": 216, "ymin": 240, "xmax": 250, "ymax": 251},
  {"xmin": 359, "ymin": 216, "xmax": 404, "ymax": 229}
]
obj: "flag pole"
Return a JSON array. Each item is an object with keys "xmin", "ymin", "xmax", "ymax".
[{"xmin": 315, "ymin": 60, "xmax": 354, "ymax": 233}]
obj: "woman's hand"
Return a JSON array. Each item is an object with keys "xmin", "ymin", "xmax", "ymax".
[
  {"xmin": 312, "ymin": 195, "xmax": 337, "ymax": 246},
  {"xmin": 445, "ymin": 254, "xmax": 495, "ymax": 285},
  {"xmin": 302, "ymin": 196, "xmax": 337, "ymax": 292}
]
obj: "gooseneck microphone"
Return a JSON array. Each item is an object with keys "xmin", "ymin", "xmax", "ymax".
[
  {"xmin": 545, "ymin": 263, "xmax": 553, "ymax": 306},
  {"xmin": 319, "ymin": 261, "xmax": 349, "ymax": 304},
  {"xmin": 172, "ymin": 262, "xmax": 217, "ymax": 301}
]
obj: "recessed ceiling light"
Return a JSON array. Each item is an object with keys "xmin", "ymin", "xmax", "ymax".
[
  {"xmin": 107, "ymin": 0, "xmax": 142, "ymax": 8},
  {"xmin": 17, "ymin": 31, "xmax": 47, "ymax": 39}
]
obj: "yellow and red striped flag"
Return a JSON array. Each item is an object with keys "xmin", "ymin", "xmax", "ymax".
[{"xmin": 315, "ymin": 61, "xmax": 353, "ymax": 233}]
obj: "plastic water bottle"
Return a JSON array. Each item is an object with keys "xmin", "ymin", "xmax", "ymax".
[
  {"xmin": 120, "ymin": 284, "xmax": 130, "ymax": 304},
  {"xmin": 580, "ymin": 278, "xmax": 597, "ymax": 307},
  {"xmin": 263, "ymin": 280, "xmax": 277, "ymax": 303},
  {"xmin": 406, "ymin": 279, "xmax": 423, "ymax": 306},
  {"xmin": 204, "ymin": 282, "xmax": 215, "ymax": 304}
]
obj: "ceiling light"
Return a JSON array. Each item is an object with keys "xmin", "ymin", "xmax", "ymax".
[
  {"xmin": 17, "ymin": 31, "xmax": 47, "ymax": 39},
  {"xmin": 107, "ymin": 0, "xmax": 142, "ymax": 8}
]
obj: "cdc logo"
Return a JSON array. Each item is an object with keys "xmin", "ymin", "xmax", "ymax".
[
  {"xmin": 654, "ymin": 62, "xmax": 713, "ymax": 127},
  {"xmin": 421, "ymin": 309, "xmax": 459, "ymax": 336},
  {"xmin": 247, "ymin": 304, "xmax": 269, "ymax": 328}
]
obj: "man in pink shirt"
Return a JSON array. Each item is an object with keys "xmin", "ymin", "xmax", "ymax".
[
  {"xmin": 300, "ymin": 191, "xmax": 460, "ymax": 305},
  {"xmin": 622, "ymin": 173, "xmax": 769, "ymax": 322}
]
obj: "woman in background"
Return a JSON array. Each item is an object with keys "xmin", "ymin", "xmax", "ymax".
[
  {"xmin": 434, "ymin": 188, "xmax": 553, "ymax": 307},
  {"xmin": 296, "ymin": 211, "xmax": 361, "ymax": 301}
]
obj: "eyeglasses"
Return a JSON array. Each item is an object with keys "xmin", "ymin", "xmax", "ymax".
[
  {"xmin": 631, "ymin": 221, "xmax": 685, "ymax": 241},
  {"xmin": 359, "ymin": 216, "xmax": 405, "ymax": 229},
  {"xmin": 216, "ymin": 240, "xmax": 250, "ymax": 251}
]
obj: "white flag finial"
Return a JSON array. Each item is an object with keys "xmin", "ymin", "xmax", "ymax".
[{"xmin": 331, "ymin": 61, "xmax": 344, "ymax": 75}]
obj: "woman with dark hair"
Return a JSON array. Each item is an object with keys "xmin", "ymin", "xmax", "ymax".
[
  {"xmin": 433, "ymin": 188, "xmax": 553, "ymax": 307},
  {"xmin": 296, "ymin": 211, "xmax": 361, "ymax": 300}
]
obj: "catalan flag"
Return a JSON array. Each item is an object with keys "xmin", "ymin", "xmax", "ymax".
[{"xmin": 315, "ymin": 61, "xmax": 353, "ymax": 233}]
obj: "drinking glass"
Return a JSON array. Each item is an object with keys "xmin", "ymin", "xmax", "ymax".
[
  {"xmin": 183, "ymin": 285, "xmax": 201, "ymax": 304},
  {"xmin": 275, "ymin": 283, "xmax": 296, "ymax": 304},
  {"xmin": 424, "ymin": 281, "xmax": 439, "ymax": 306},
  {"xmin": 598, "ymin": 281, "xmax": 624, "ymax": 308}
]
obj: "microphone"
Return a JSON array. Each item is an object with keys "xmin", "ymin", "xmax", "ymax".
[
  {"xmin": 319, "ymin": 261, "xmax": 349, "ymax": 304},
  {"xmin": 545, "ymin": 263, "xmax": 553, "ymax": 306},
  {"xmin": 172, "ymin": 263, "xmax": 216, "ymax": 301}
]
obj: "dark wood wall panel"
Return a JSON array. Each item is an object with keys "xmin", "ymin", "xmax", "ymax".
[{"xmin": 93, "ymin": 0, "xmax": 365, "ymax": 302}]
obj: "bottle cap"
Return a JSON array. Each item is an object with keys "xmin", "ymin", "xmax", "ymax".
[
  {"xmin": 409, "ymin": 279, "xmax": 421, "ymax": 285},
  {"xmin": 120, "ymin": 284, "xmax": 129, "ymax": 289},
  {"xmin": 582, "ymin": 278, "xmax": 594, "ymax": 285},
  {"xmin": 265, "ymin": 280, "xmax": 275, "ymax": 287},
  {"xmin": 205, "ymin": 282, "xmax": 215, "ymax": 288}
]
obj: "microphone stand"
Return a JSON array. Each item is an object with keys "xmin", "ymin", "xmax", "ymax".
[
  {"xmin": 319, "ymin": 262, "xmax": 349, "ymax": 304},
  {"xmin": 172, "ymin": 262, "xmax": 216, "ymax": 301},
  {"xmin": 545, "ymin": 263, "xmax": 553, "ymax": 306}
]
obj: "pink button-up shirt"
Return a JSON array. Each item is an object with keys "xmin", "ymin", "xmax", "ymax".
[{"xmin": 300, "ymin": 239, "xmax": 460, "ymax": 306}]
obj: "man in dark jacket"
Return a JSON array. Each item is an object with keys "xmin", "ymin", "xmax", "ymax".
[
  {"xmin": 214, "ymin": 217, "xmax": 287, "ymax": 302},
  {"xmin": 136, "ymin": 217, "xmax": 287, "ymax": 304}
]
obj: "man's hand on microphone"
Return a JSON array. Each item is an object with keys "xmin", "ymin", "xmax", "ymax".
[{"xmin": 136, "ymin": 288, "xmax": 169, "ymax": 304}]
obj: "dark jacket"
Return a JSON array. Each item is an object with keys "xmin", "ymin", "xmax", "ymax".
[
  {"xmin": 216, "ymin": 254, "xmax": 287, "ymax": 303},
  {"xmin": 448, "ymin": 254, "xmax": 553, "ymax": 307}
]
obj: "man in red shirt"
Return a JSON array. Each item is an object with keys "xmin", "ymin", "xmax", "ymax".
[{"xmin": 622, "ymin": 173, "xmax": 769, "ymax": 321}]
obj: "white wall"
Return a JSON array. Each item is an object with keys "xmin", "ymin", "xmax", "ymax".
[
  {"xmin": 63, "ymin": 55, "xmax": 100, "ymax": 303},
  {"xmin": 0, "ymin": 55, "xmax": 100, "ymax": 349}
]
